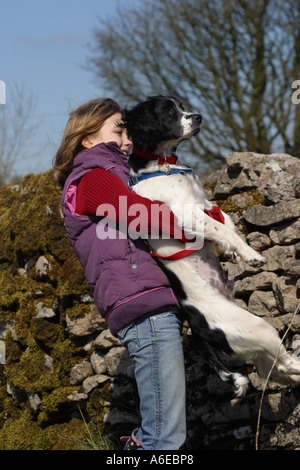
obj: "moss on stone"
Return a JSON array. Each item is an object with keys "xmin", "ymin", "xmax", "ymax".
[
  {"xmin": 0, "ymin": 170, "xmax": 88, "ymax": 288},
  {"xmin": 5, "ymin": 343, "xmax": 60, "ymax": 394},
  {"xmin": 63, "ymin": 301, "xmax": 92, "ymax": 320},
  {"xmin": 0, "ymin": 409, "xmax": 49, "ymax": 450},
  {"xmin": 0, "ymin": 172, "xmax": 60, "ymax": 265},
  {"xmin": 37, "ymin": 386, "xmax": 79, "ymax": 426},
  {"xmin": 86, "ymin": 384, "xmax": 112, "ymax": 432},
  {"xmin": 0, "ymin": 408, "xmax": 89, "ymax": 450},
  {"xmin": 217, "ymin": 190, "xmax": 265, "ymax": 213},
  {"xmin": 43, "ymin": 418, "xmax": 91, "ymax": 450},
  {"xmin": 0, "ymin": 170, "xmax": 94, "ymax": 448}
]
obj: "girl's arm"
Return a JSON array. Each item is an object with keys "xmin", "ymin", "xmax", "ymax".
[{"xmin": 76, "ymin": 168, "xmax": 189, "ymax": 242}]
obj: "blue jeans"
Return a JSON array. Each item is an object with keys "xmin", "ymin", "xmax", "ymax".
[{"xmin": 117, "ymin": 306, "xmax": 186, "ymax": 450}]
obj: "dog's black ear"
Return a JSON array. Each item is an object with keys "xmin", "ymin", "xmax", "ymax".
[
  {"xmin": 121, "ymin": 107, "xmax": 131, "ymax": 129},
  {"xmin": 122, "ymin": 104, "xmax": 160, "ymax": 152}
]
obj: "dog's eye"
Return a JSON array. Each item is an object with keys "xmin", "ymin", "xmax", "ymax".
[{"xmin": 164, "ymin": 107, "xmax": 174, "ymax": 115}]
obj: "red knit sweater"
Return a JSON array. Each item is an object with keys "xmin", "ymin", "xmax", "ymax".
[{"xmin": 76, "ymin": 168, "xmax": 189, "ymax": 242}]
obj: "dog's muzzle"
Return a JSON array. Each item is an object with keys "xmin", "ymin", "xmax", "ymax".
[{"xmin": 186, "ymin": 113, "xmax": 202, "ymax": 136}]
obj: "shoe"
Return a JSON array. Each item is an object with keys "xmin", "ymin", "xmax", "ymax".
[{"xmin": 120, "ymin": 428, "xmax": 142, "ymax": 450}]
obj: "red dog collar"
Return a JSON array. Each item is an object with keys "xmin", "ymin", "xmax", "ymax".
[{"xmin": 132, "ymin": 146, "xmax": 178, "ymax": 165}]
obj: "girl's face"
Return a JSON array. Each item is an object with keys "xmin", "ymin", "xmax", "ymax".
[{"xmin": 82, "ymin": 112, "xmax": 132, "ymax": 155}]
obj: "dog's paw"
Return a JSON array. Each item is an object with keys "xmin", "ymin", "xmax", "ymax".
[
  {"xmin": 247, "ymin": 256, "xmax": 267, "ymax": 267},
  {"xmin": 224, "ymin": 251, "xmax": 240, "ymax": 263},
  {"xmin": 240, "ymin": 246, "xmax": 266, "ymax": 267}
]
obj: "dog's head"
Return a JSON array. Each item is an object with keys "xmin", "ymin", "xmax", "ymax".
[{"xmin": 123, "ymin": 95, "xmax": 202, "ymax": 154}]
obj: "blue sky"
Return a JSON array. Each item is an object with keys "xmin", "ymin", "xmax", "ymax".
[{"xmin": 1, "ymin": 0, "xmax": 138, "ymax": 177}]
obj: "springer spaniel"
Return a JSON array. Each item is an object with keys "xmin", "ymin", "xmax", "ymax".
[{"xmin": 122, "ymin": 95, "xmax": 300, "ymax": 396}]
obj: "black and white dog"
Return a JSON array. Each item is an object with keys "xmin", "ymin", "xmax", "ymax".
[{"xmin": 123, "ymin": 95, "xmax": 300, "ymax": 396}]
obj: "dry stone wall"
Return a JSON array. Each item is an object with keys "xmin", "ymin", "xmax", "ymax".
[
  {"xmin": 197, "ymin": 152, "xmax": 300, "ymax": 449},
  {"xmin": 0, "ymin": 152, "xmax": 299, "ymax": 450}
]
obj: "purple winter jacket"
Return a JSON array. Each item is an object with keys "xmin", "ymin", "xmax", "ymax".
[{"xmin": 61, "ymin": 141, "xmax": 179, "ymax": 335}]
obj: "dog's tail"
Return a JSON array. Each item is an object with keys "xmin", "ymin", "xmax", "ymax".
[
  {"xmin": 197, "ymin": 342, "xmax": 249, "ymax": 397},
  {"xmin": 219, "ymin": 370, "xmax": 249, "ymax": 397}
]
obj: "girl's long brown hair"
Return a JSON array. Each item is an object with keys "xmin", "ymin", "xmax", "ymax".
[{"xmin": 53, "ymin": 98, "xmax": 121, "ymax": 187}]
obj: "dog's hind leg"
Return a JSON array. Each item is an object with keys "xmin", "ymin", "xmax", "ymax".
[
  {"xmin": 271, "ymin": 346, "xmax": 300, "ymax": 383},
  {"xmin": 255, "ymin": 346, "xmax": 300, "ymax": 387},
  {"xmin": 169, "ymin": 259, "xmax": 300, "ymax": 386},
  {"xmin": 194, "ymin": 295, "xmax": 300, "ymax": 386}
]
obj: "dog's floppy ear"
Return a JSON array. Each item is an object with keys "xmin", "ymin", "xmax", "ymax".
[{"xmin": 122, "ymin": 102, "xmax": 161, "ymax": 152}]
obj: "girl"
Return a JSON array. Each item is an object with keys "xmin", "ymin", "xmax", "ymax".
[{"xmin": 54, "ymin": 98, "xmax": 187, "ymax": 450}]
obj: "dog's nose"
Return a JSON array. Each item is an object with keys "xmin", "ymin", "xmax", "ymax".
[{"xmin": 187, "ymin": 113, "xmax": 202, "ymax": 123}]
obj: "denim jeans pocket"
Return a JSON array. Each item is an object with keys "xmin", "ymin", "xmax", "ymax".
[
  {"xmin": 117, "ymin": 321, "xmax": 141, "ymax": 357},
  {"xmin": 151, "ymin": 310, "xmax": 177, "ymax": 321},
  {"xmin": 117, "ymin": 321, "xmax": 134, "ymax": 342},
  {"xmin": 150, "ymin": 308, "xmax": 182, "ymax": 333}
]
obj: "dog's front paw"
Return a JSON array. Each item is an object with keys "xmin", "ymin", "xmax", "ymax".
[
  {"xmin": 240, "ymin": 246, "xmax": 266, "ymax": 267},
  {"xmin": 247, "ymin": 256, "xmax": 267, "ymax": 267},
  {"xmin": 224, "ymin": 251, "xmax": 240, "ymax": 263}
]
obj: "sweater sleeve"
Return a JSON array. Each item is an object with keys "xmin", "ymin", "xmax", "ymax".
[{"xmin": 76, "ymin": 168, "xmax": 189, "ymax": 242}]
